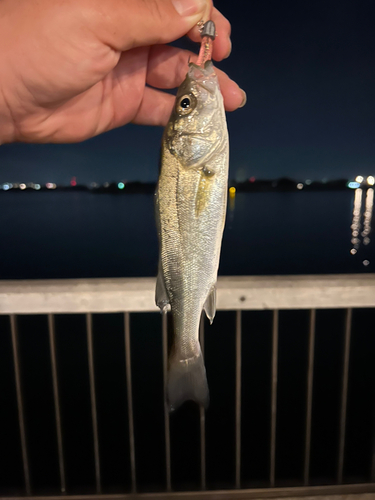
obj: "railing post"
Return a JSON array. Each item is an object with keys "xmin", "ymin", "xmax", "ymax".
[
  {"xmin": 10, "ymin": 315, "xmax": 31, "ymax": 496},
  {"xmin": 86, "ymin": 313, "xmax": 101, "ymax": 494},
  {"xmin": 304, "ymin": 309, "xmax": 316, "ymax": 485},
  {"xmin": 338, "ymin": 308, "xmax": 352, "ymax": 484},
  {"xmin": 235, "ymin": 310, "xmax": 242, "ymax": 489},
  {"xmin": 270, "ymin": 310, "xmax": 278, "ymax": 487},
  {"xmin": 199, "ymin": 314, "xmax": 206, "ymax": 491},
  {"xmin": 48, "ymin": 314, "xmax": 66, "ymax": 493},
  {"xmin": 162, "ymin": 312, "xmax": 172, "ymax": 491},
  {"xmin": 124, "ymin": 312, "xmax": 137, "ymax": 493}
]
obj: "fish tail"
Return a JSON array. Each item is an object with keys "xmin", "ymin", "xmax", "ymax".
[{"xmin": 167, "ymin": 344, "xmax": 209, "ymax": 411}]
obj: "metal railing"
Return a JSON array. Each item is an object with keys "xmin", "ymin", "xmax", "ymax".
[{"xmin": 1, "ymin": 275, "xmax": 375, "ymax": 500}]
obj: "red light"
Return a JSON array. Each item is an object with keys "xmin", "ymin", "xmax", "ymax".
[
  {"xmin": 70, "ymin": 177, "xmax": 77, "ymax": 187},
  {"xmin": 249, "ymin": 176, "xmax": 256, "ymax": 183}
]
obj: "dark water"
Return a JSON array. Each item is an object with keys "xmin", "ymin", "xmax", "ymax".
[
  {"xmin": 0, "ymin": 189, "xmax": 374, "ymax": 279},
  {"xmin": 1, "ymin": 191, "xmax": 375, "ymax": 495}
]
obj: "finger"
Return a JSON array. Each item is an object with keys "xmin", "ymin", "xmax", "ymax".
[
  {"xmin": 131, "ymin": 87, "xmax": 175, "ymax": 126},
  {"xmin": 147, "ymin": 45, "xmax": 244, "ymax": 111},
  {"xmin": 187, "ymin": 7, "xmax": 232, "ymax": 61},
  {"xmin": 92, "ymin": 0, "xmax": 211, "ymax": 51}
]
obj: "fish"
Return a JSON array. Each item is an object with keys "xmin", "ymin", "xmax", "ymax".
[{"xmin": 155, "ymin": 30, "xmax": 229, "ymax": 411}]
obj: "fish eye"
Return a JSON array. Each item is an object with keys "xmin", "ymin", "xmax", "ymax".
[
  {"xmin": 176, "ymin": 94, "xmax": 196, "ymax": 115},
  {"xmin": 181, "ymin": 97, "xmax": 190, "ymax": 108}
]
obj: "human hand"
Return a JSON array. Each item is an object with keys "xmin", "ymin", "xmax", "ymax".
[{"xmin": 0, "ymin": 0, "xmax": 245, "ymax": 144}]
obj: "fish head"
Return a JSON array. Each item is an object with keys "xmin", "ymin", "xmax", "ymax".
[{"xmin": 165, "ymin": 61, "xmax": 226, "ymax": 168}]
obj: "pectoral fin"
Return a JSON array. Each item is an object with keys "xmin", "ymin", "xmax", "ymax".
[
  {"xmin": 155, "ymin": 262, "xmax": 170, "ymax": 313},
  {"xmin": 203, "ymin": 286, "xmax": 216, "ymax": 324}
]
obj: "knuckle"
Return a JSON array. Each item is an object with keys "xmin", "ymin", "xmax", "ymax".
[{"xmin": 143, "ymin": 0, "xmax": 164, "ymax": 23}]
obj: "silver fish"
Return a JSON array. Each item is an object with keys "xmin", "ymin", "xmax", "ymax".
[{"xmin": 155, "ymin": 58, "xmax": 229, "ymax": 411}]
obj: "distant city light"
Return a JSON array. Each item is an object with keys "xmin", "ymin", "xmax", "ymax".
[
  {"xmin": 229, "ymin": 187, "xmax": 236, "ymax": 195},
  {"xmin": 19, "ymin": 183, "xmax": 26, "ymax": 190},
  {"xmin": 2, "ymin": 184, "xmax": 10, "ymax": 191},
  {"xmin": 46, "ymin": 182, "xmax": 56, "ymax": 189},
  {"xmin": 249, "ymin": 176, "xmax": 256, "ymax": 183},
  {"xmin": 297, "ymin": 183, "xmax": 304, "ymax": 190},
  {"xmin": 305, "ymin": 179, "xmax": 312, "ymax": 185},
  {"xmin": 355, "ymin": 175, "xmax": 364, "ymax": 183},
  {"xmin": 90, "ymin": 182, "xmax": 98, "ymax": 188},
  {"xmin": 350, "ymin": 248, "xmax": 357, "ymax": 255},
  {"xmin": 103, "ymin": 182, "xmax": 109, "ymax": 188},
  {"xmin": 367, "ymin": 176, "xmax": 375, "ymax": 186},
  {"xmin": 347, "ymin": 181, "xmax": 360, "ymax": 189},
  {"xmin": 363, "ymin": 260, "xmax": 370, "ymax": 266},
  {"xmin": 70, "ymin": 177, "xmax": 77, "ymax": 187},
  {"xmin": 34, "ymin": 184, "xmax": 41, "ymax": 190},
  {"xmin": 118, "ymin": 182, "xmax": 125, "ymax": 189}
]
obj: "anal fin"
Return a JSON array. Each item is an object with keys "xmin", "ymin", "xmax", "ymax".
[{"xmin": 203, "ymin": 286, "xmax": 216, "ymax": 324}]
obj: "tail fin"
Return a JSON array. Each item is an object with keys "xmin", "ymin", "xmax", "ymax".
[{"xmin": 167, "ymin": 346, "xmax": 209, "ymax": 411}]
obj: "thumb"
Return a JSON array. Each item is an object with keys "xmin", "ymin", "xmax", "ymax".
[{"xmin": 95, "ymin": 0, "xmax": 211, "ymax": 51}]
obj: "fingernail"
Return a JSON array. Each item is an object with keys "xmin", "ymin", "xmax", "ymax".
[
  {"xmin": 239, "ymin": 89, "xmax": 247, "ymax": 108},
  {"xmin": 224, "ymin": 38, "xmax": 232, "ymax": 59},
  {"xmin": 172, "ymin": 0, "xmax": 207, "ymax": 17}
]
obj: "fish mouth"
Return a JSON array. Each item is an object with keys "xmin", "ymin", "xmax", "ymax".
[{"xmin": 188, "ymin": 61, "xmax": 217, "ymax": 94}]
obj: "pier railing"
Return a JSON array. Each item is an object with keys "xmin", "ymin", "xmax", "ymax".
[{"xmin": 1, "ymin": 275, "xmax": 375, "ymax": 500}]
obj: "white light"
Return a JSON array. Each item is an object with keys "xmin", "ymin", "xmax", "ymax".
[
  {"xmin": 348, "ymin": 181, "xmax": 360, "ymax": 189},
  {"xmin": 363, "ymin": 260, "xmax": 370, "ymax": 266},
  {"xmin": 297, "ymin": 183, "xmax": 304, "ymax": 190},
  {"xmin": 305, "ymin": 179, "xmax": 312, "ymax": 185},
  {"xmin": 2, "ymin": 184, "xmax": 10, "ymax": 191},
  {"xmin": 350, "ymin": 248, "xmax": 357, "ymax": 255},
  {"xmin": 367, "ymin": 176, "xmax": 375, "ymax": 186},
  {"xmin": 19, "ymin": 183, "xmax": 26, "ymax": 190},
  {"xmin": 355, "ymin": 175, "xmax": 364, "ymax": 183},
  {"xmin": 34, "ymin": 184, "xmax": 41, "ymax": 190},
  {"xmin": 46, "ymin": 182, "xmax": 56, "ymax": 189},
  {"xmin": 103, "ymin": 182, "xmax": 109, "ymax": 188}
]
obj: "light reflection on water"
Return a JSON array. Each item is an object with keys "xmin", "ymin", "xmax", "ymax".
[
  {"xmin": 350, "ymin": 188, "xmax": 363, "ymax": 253},
  {"xmin": 350, "ymin": 188, "xmax": 374, "ymax": 265},
  {"xmin": 362, "ymin": 188, "xmax": 374, "ymax": 243}
]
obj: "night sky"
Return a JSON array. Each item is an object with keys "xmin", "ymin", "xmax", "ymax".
[{"xmin": 1, "ymin": 0, "xmax": 374, "ymax": 185}]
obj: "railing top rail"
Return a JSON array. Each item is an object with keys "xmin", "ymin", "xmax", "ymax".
[{"xmin": 1, "ymin": 274, "xmax": 375, "ymax": 314}]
